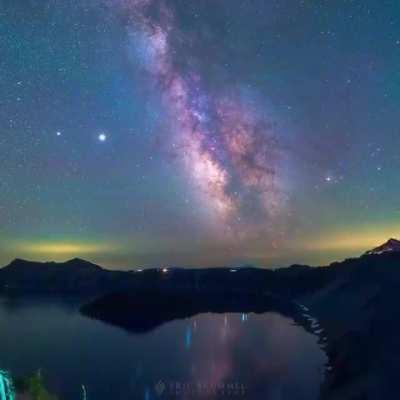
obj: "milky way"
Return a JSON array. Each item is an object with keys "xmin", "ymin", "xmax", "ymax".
[
  {"xmin": 4, "ymin": 0, "xmax": 395, "ymax": 267},
  {"xmin": 111, "ymin": 0, "xmax": 286, "ymax": 232}
]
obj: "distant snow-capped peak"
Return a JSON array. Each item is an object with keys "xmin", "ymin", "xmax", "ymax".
[{"xmin": 365, "ymin": 238, "xmax": 400, "ymax": 256}]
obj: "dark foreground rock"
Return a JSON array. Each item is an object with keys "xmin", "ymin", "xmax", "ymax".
[{"xmin": 298, "ymin": 252, "xmax": 400, "ymax": 400}]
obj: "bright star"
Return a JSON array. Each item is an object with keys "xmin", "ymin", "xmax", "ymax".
[{"xmin": 98, "ymin": 133, "xmax": 107, "ymax": 142}]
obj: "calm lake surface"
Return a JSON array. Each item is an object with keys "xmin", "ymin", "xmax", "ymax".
[{"xmin": 0, "ymin": 297, "xmax": 327, "ymax": 400}]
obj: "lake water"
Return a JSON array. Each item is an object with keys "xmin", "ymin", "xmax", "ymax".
[{"xmin": 0, "ymin": 297, "xmax": 327, "ymax": 400}]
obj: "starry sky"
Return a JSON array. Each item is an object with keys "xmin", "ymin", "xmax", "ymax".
[{"xmin": 1, "ymin": 0, "xmax": 400, "ymax": 269}]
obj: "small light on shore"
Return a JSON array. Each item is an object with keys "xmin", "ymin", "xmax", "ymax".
[
  {"xmin": 162, "ymin": 267, "xmax": 168, "ymax": 273},
  {"xmin": 230, "ymin": 269, "xmax": 237, "ymax": 272}
]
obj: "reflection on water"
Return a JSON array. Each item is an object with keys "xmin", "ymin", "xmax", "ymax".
[{"xmin": 0, "ymin": 298, "xmax": 326, "ymax": 400}]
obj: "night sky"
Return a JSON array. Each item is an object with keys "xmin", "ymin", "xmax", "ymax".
[{"xmin": 2, "ymin": 0, "xmax": 400, "ymax": 269}]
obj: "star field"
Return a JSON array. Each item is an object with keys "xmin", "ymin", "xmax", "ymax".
[{"xmin": 1, "ymin": 0, "xmax": 400, "ymax": 268}]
